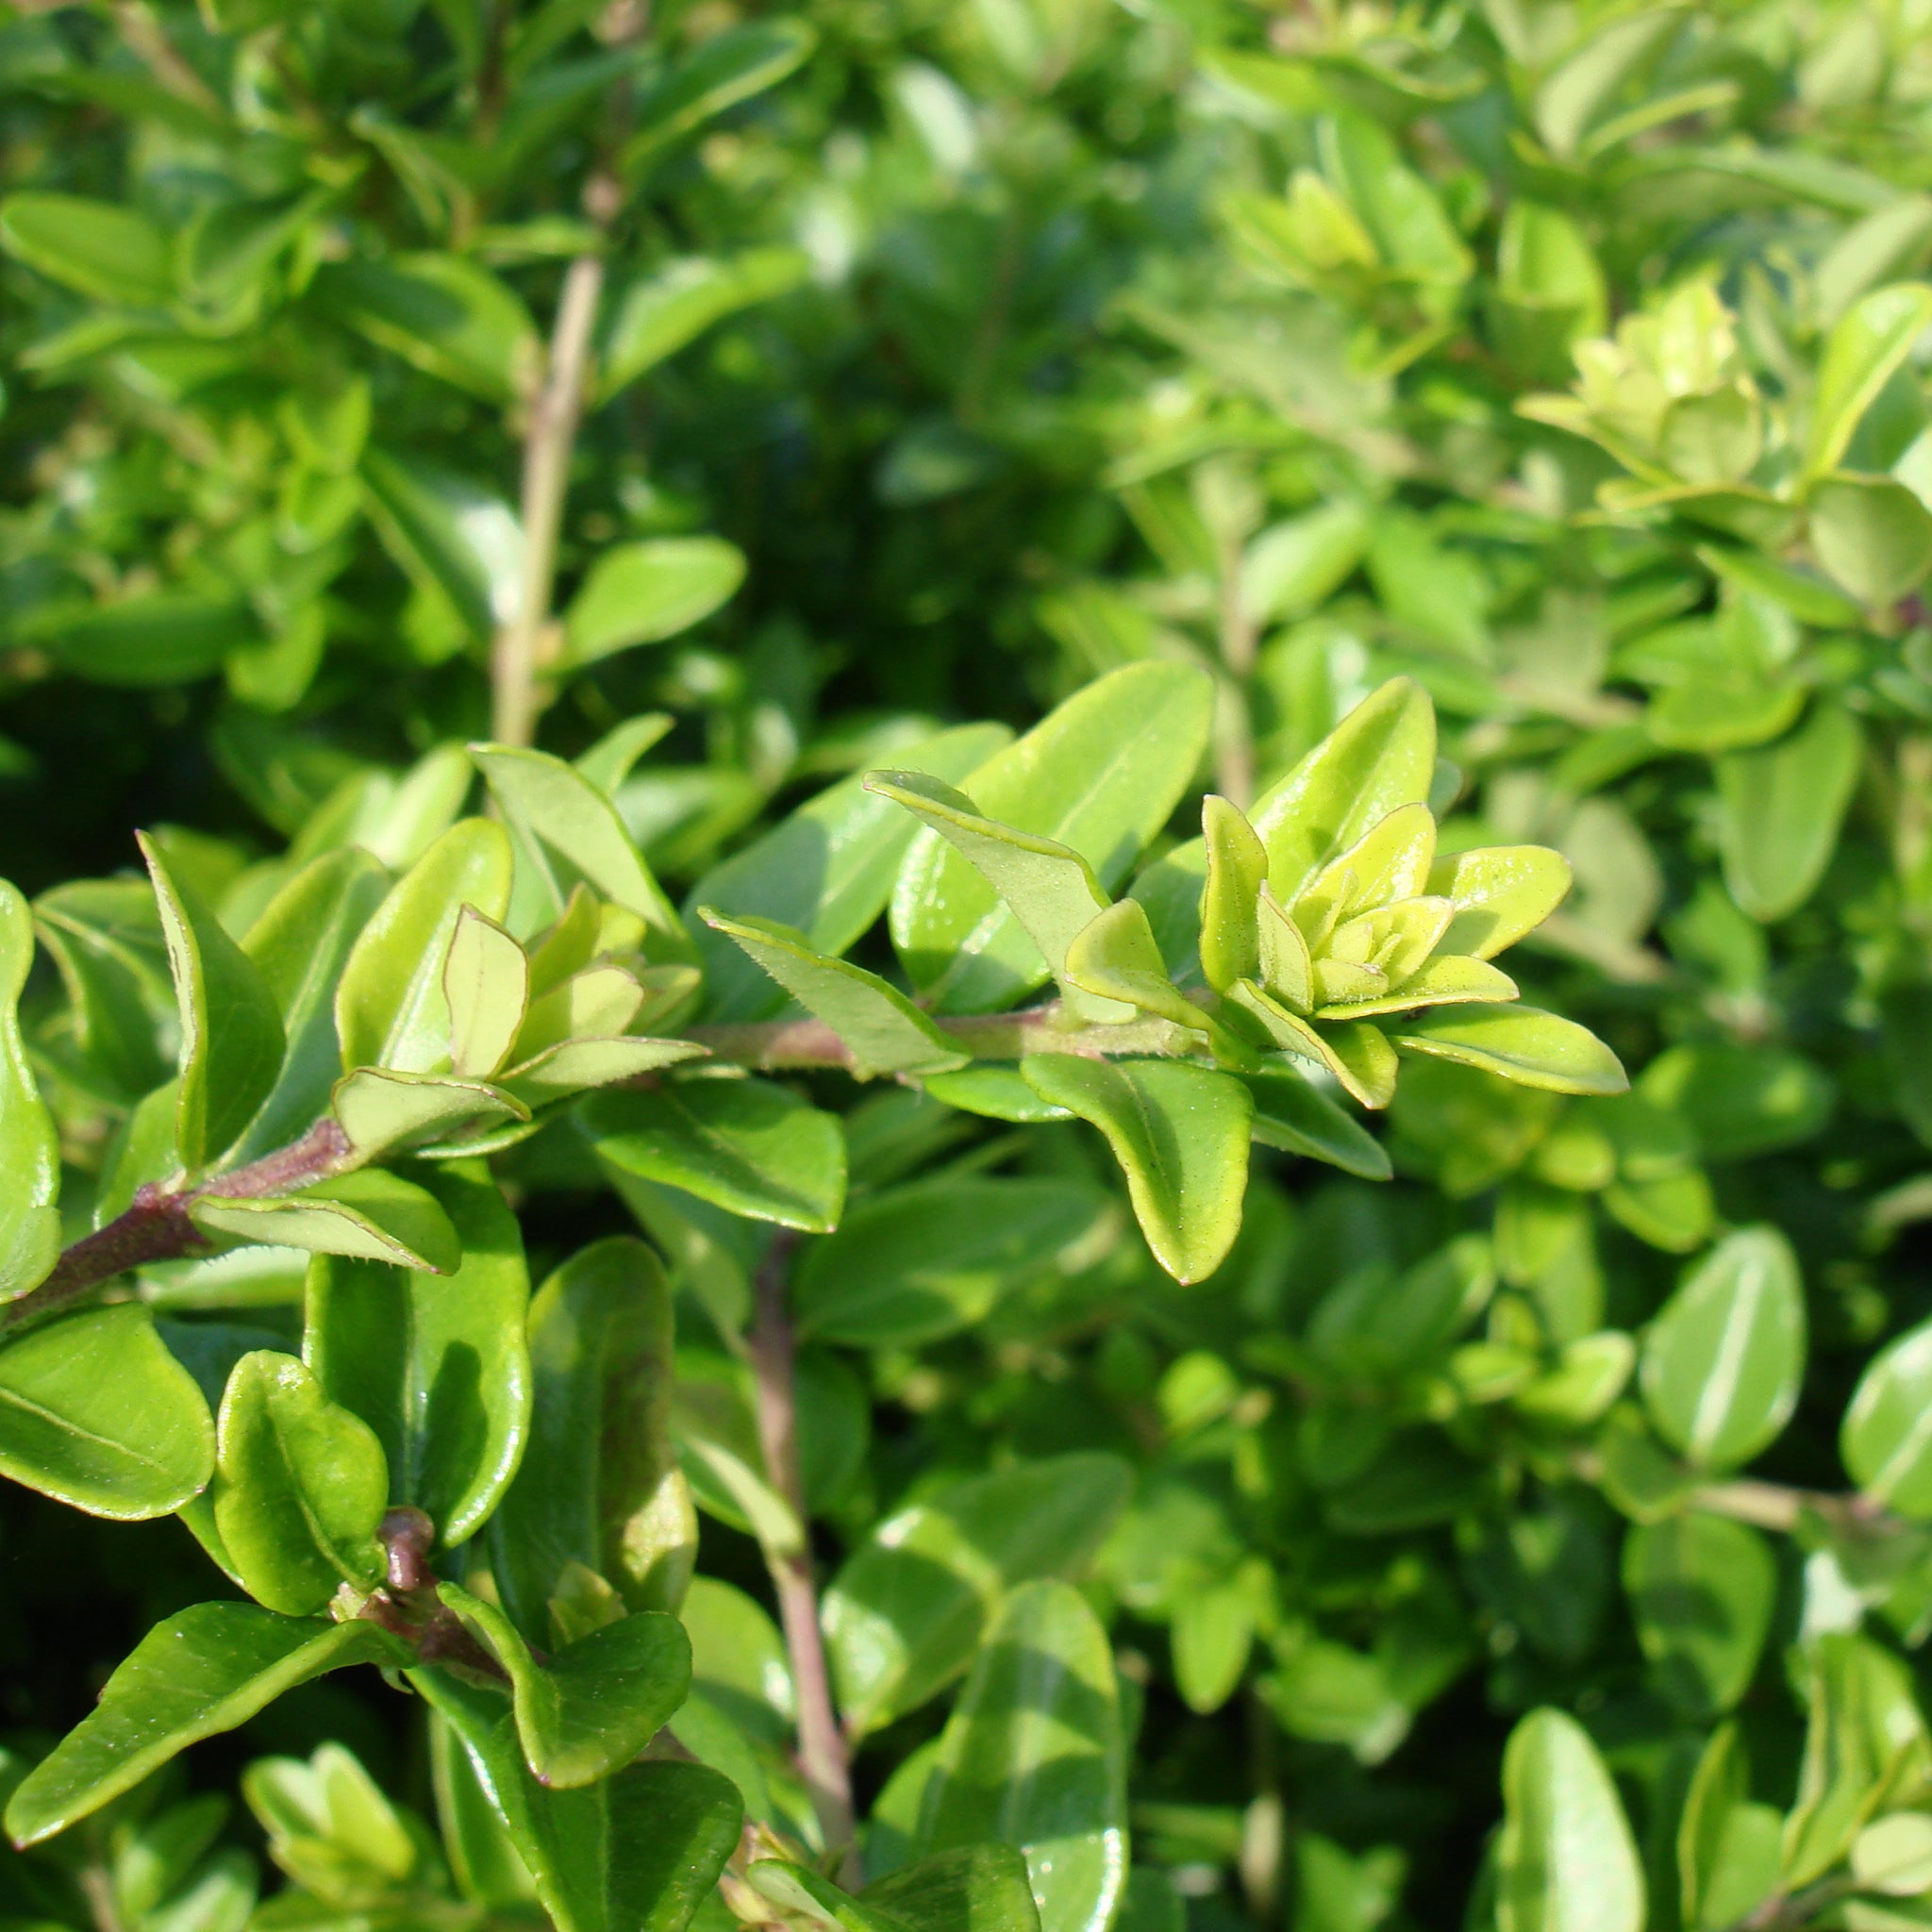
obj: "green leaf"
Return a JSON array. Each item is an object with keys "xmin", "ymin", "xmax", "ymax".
[
  {"xmin": 192, "ymin": 1167, "xmax": 462, "ymax": 1274},
  {"xmin": 472, "ymin": 745, "xmax": 687, "ymax": 954},
  {"xmin": 823, "ymin": 1451, "xmax": 1132, "ymax": 1736},
  {"xmin": 1678, "ymin": 1726, "xmax": 1781, "ymax": 1932},
  {"xmin": 1624, "ymin": 1513, "xmax": 1774, "ymax": 1720},
  {"xmin": 1639, "ymin": 1040, "xmax": 1831, "ymax": 1159},
  {"xmin": 444, "ymin": 906, "xmax": 530, "ymax": 1079},
  {"xmin": 1241, "ymin": 503, "xmax": 1374, "ymax": 625},
  {"xmin": 794, "ymin": 1175, "xmax": 1108, "ymax": 1346},
  {"xmin": 4, "ymin": 1605, "xmax": 404, "ymax": 1847},
  {"xmin": 498, "ymin": 1035, "xmax": 706, "ymax": 1105},
  {"xmin": 623, "ymin": 19, "xmax": 818, "ymax": 172},
  {"xmin": 490, "ymin": 1237, "xmax": 695, "ymax": 1638},
  {"xmin": 311, "ymin": 255, "xmax": 539, "ymax": 405},
  {"xmin": 580, "ymin": 1080, "xmax": 846, "ymax": 1232},
  {"xmin": 441, "ymin": 1583, "xmax": 691, "ymax": 1790},
  {"xmin": 210, "ymin": 1351, "xmax": 388, "ymax": 1616},
  {"xmin": 0, "ymin": 1304, "xmax": 214, "ymax": 1520},
  {"xmin": 1851, "ymin": 1812, "xmax": 1932, "ymax": 1895},
  {"xmin": 141, "ymin": 832, "xmax": 285, "ymax": 1173},
  {"xmin": 0, "ymin": 192, "xmax": 174, "ymax": 307},
  {"xmin": 332, "ymin": 1067, "xmax": 525, "ymax": 1161},
  {"xmin": 692, "ymin": 723, "xmax": 1010, "ymax": 1022},
  {"xmin": 916, "ymin": 1581, "xmax": 1126, "ymax": 1932},
  {"xmin": 416, "ymin": 1674, "xmax": 741, "ymax": 1932},
  {"xmin": 307, "ymin": 1160, "xmax": 530, "ymax": 1548},
  {"xmin": 1427, "ymin": 847, "xmax": 1574, "ymax": 960},
  {"xmin": 1842, "ymin": 1315, "xmax": 1932, "ymax": 1516},
  {"xmin": 1808, "ymin": 475, "xmax": 1932, "ymax": 603},
  {"xmin": 32, "ymin": 877, "xmax": 175, "ymax": 1102},
  {"xmin": 1716, "ymin": 707, "xmax": 1862, "ymax": 921},
  {"xmin": 38, "ymin": 593, "xmax": 256, "ymax": 687},
  {"xmin": 599, "ymin": 250, "xmax": 810, "ymax": 403},
  {"xmin": 1242, "ymin": 1064, "xmax": 1391, "ymax": 1179},
  {"xmin": 561, "ymin": 539, "xmax": 746, "ymax": 668},
  {"xmin": 1250, "ymin": 677, "xmax": 1435, "ymax": 905},
  {"xmin": 1640, "ymin": 1226, "xmax": 1805, "ymax": 1471},
  {"xmin": 335, "ymin": 819, "xmax": 514, "ymax": 1074},
  {"xmin": 1533, "ymin": 8, "xmax": 1680, "ymax": 159},
  {"xmin": 1021, "ymin": 1057, "xmax": 1252, "ymax": 1283},
  {"xmin": 870, "ymin": 773, "xmax": 1125, "ymax": 1024},
  {"xmin": 699, "ymin": 909, "xmax": 969, "ymax": 1078},
  {"xmin": 1390, "ymin": 1005, "xmax": 1627, "ymax": 1096},
  {"xmin": 1063, "ymin": 897, "xmax": 1212, "ymax": 1033},
  {"xmin": 1497, "ymin": 1707, "xmax": 1644, "ymax": 1932},
  {"xmin": 0, "ymin": 881, "xmax": 58, "ymax": 1299},
  {"xmin": 753, "ymin": 1846, "xmax": 1043, "ymax": 1932},
  {"xmin": 1199, "ymin": 795, "xmax": 1267, "ymax": 993},
  {"xmin": 890, "ymin": 662, "xmax": 1214, "ymax": 1014},
  {"xmin": 360, "ymin": 450, "xmax": 524, "ymax": 642},
  {"xmin": 227, "ymin": 849, "xmax": 391, "ymax": 1166},
  {"xmin": 1805, "ymin": 283, "xmax": 1932, "ymax": 480}
]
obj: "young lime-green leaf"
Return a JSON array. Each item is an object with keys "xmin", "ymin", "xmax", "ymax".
[
  {"xmin": 416, "ymin": 1674, "xmax": 741, "ymax": 1932},
  {"xmin": 499, "ymin": 1035, "xmax": 707, "ymax": 1105},
  {"xmin": 890, "ymin": 663, "xmax": 1213, "ymax": 1014},
  {"xmin": 332, "ymin": 1067, "xmax": 525, "ymax": 1161},
  {"xmin": 1326, "ymin": 1021, "xmax": 1399, "ymax": 1109},
  {"xmin": 561, "ymin": 539, "xmax": 746, "ymax": 668},
  {"xmin": 471, "ymin": 745, "xmax": 688, "ymax": 954},
  {"xmin": 1320, "ymin": 953, "xmax": 1519, "ymax": 1021},
  {"xmin": 444, "ymin": 907, "xmax": 530, "ymax": 1078},
  {"xmin": 1851, "ymin": 1813, "xmax": 1932, "ymax": 1896},
  {"xmin": 699, "ymin": 909, "xmax": 968, "ymax": 1077},
  {"xmin": 580, "ymin": 1080, "xmax": 846, "ymax": 1232},
  {"xmin": 1842, "ymin": 1316, "xmax": 1932, "ymax": 1516},
  {"xmin": 1063, "ymin": 899, "xmax": 1207, "ymax": 1032},
  {"xmin": 623, "ymin": 18, "xmax": 817, "ymax": 171},
  {"xmin": 870, "ymin": 774, "xmax": 1126, "ymax": 1024},
  {"xmin": 1243, "ymin": 1064, "xmax": 1391, "ymax": 1179},
  {"xmin": 1640, "ymin": 1226, "xmax": 1805, "ymax": 1471},
  {"xmin": 1199, "ymin": 796, "xmax": 1267, "ymax": 993},
  {"xmin": 311, "ymin": 254, "xmax": 539, "ymax": 405},
  {"xmin": 229, "ymin": 849, "xmax": 391, "ymax": 1165},
  {"xmin": 1717, "ymin": 706, "xmax": 1862, "ymax": 922},
  {"xmin": 0, "ymin": 191, "xmax": 175, "ymax": 306},
  {"xmin": 335, "ymin": 820, "xmax": 513, "ymax": 1075},
  {"xmin": 1020, "ymin": 1058, "xmax": 1252, "ymax": 1283},
  {"xmin": 0, "ymin": 1304, "xmax": 214, "ymax": 1520},
  {"xmin": 210, "ymin": 1351, "xmax": 388, "ymax": 1616},
  {"xmin": 1809, "ymin": 475, "xmax": 1932, "ymax": 603},
  {"xmin": 1224, "ymin": 982, "xmax": 1369, "ymax": 1101},
  {"xmin": 917, "ymin": 1581, "xmax": 1126, "ymax": 1932},
  {"xmin": 5, "ymin": 1604, "xmax": 404, "ymax": 1847},
  {"xmin": 141, "ymin": 832, "xmax": 285, "ymax": 1172},
  {"xmin": 1498, "ymin": 1707, "xmax": 1644, "ymax": 1932},
  {"xmin": 490, "ymin": 1239, "xmax": 695, "ymax": 1637},
  {"xmin": 192, "ymin": 1167, "xmax": 462, "ymax": 1274},
  {"xmin": 795, "ymin": 1175, "xmax": 1108, "ymax": 1347},
  {"xmin": 1427, "ymin": 847, "xmax": 1574, "ymax": 959},
  {"xmin": 824, "ymin": 1453, "xmax": 1131, "ymax": 1736},
  {"xmin": 0, "ymin": 881, "xmax": 58, "ymax": 1299},
  {"xmin": 1805, "ymin": 283, "xmax": 1932, "ymax": 480},
  {"xmin": 307, "ymin": 1160, "xmax": 530, "ymax": 1548},
  {"xmin": 514, "ymin": 964, "xmax": 644, "ymax": 1059},
  {"xmin": 441, "ymin": 1583, "xmax": 691, "ymax": 1790},
  {"xmin": 1250, "ymin": 678, "xmax": 1435, "ymax": 904},
  {"xmin": 691, "ymin": 723, "xmax": 1009, "ymax": 1024},
  {"xmin": 1391, "ymin": 1005, "xmax": 1627, "ymax": 1095},
  {"xmin": 1624, "ymin": 1513, "xmax": 1774, "ymax": 1719},
  {"xmin": 1257, "ymin": 891, "xmax": 1314, "ymax": 1013}
]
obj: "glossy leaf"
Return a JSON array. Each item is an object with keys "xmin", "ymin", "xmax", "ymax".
[
  {"xmin": 562, "ymin": 539, "xmax": 746, "ymax": 668},
  {"xmin": 0, "ymin": 1304, "xmax": 214, "ymax": 1520},
  {"xmin": 1623, "ymin": 1513, "xmax": 1774, "ymax": 1718},
  {"xmin": 1640, "ymin": 1226, "xmax": 1805, "ymax": 1470},
  {"xmin": 306, "ymin": 1159, "xmax": 530, "ymax": 1547},
  {"xmin": 1243, "ymin": 1064, "xmax": 1391, "ymax": 1179},
  {"xmin": 1497, "ymin": 1708, "xmax": 1644, "ymax": 1932},
  {"xmin": 443, "ymin": 906, "xmax": 529, "ymax": 1079},
  {"xmin": 5, "ymin": 1605, "xmax": 403, "ymax": 1847},
  {"xmin": 335, "ymin": 819, "xmax": 514, "ymax": 1075},
  {"xmin": 700, "ymin": 909, "xmax": 968, "ymax": 1077},
  {"xmin": 917, "ymin": 1581, "xmax": 1127, "ymax": 1932},
  {"xmin": 580, "ymin": 1080, "xmax": 846, "ymax": 1232},
  {"xmin": 890, "ymin": 662, "xmax": 1213, "ymax": 1014},
  {"xmin": 824, "ymin": 1452, "xmax": 1132, "ymax": 1735},
  {"xmin": 331, "ymin": 1066, "xmax": 525, "ymax": 1160},
  {"xmin": 490, "ymin": 1237, "xmax": 696, "ymax": 1638},
  {"xmin": 192, "ymin": 1167, "xmax": 462, "ymax": 1274},
  {"xmin": 141, "ymin": 832, "xmax": 285, "ymax": 1172},
  {"xmin": 0, "ymin": 881, "xmax": 58, "ymax": 1299},
  {"xmin": 1804, "ymin": 282, "xmax": 1932, "ymax": 479},
  {"xmin": 1428, "ymin": 848, "xmax": 1574, "ymax": 961},
  {"xmin": 1843, "ymin": 1315, "xmax": 1932, "ymax": 1516},
  {"xmin": 1021, "ymin": 1057, "xmax": 1253, "ymax": 1283},
  {"xmin": 210, "ymin": 1351, "xmax": 388, "ymax": 1615},
  {"xmin": 360, "ymin": 450, "xmax": 524, "ymax": 641},
  {"xmin": 1391, "ymin": 1005, "xmax": 1628, "ymax": 1095}
]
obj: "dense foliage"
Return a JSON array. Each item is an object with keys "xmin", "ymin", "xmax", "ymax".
[{"xmin": 11, "ymin": 2, "xmax": 1932, "ymax": 1932}]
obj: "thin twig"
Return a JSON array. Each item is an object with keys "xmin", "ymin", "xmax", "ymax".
[{"xmin": 746, "ymin": 1232, "xmax": 859, "ymax": 1880}]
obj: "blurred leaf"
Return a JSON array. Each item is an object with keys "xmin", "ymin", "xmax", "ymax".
[
  {"xmin": 562, "ymin": 539, "xmax": 746, "ymax": 669},
  {"xmin": 1497, "ymin": 1707, "xmax": 1644, "ymax": 1932},
  {"xmin": 0, "ymin": 881, "xmax": 58, "ymax": 1299}
]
